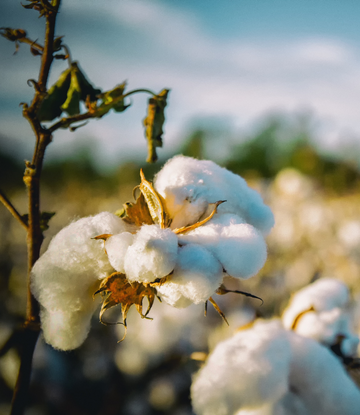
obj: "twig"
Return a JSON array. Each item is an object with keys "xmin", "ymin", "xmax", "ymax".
[
  {"xmin": 10, "ymin": 1, "xmax": 62, "ymax": 414},
  {"xmin": 0, "ymin": 189, "xmax": 28, "ymax": 230},
  {"xmin": 48, "ymin": 88, "xmax": 157, "ymax": 133},
  {"xmin": 18, "ymin": 37, "xmax": 44, "ymax": 53}
]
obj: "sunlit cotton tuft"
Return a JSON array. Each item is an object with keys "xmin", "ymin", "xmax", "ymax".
[
  {"xmin": 31, "ymin": 212, "xmax": 133, "ymax": 350},
  {"xmin": 154, "ymin": 155, "xmax": 275, "ymax": 235}
]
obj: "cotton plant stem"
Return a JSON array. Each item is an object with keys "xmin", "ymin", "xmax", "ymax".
[{"xmin": 10, "ymin": 2, "xmax": 61, "ymax": 414}]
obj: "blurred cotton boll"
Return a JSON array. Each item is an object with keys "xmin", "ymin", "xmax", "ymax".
[
  {"xmin": 154, "ymin": 155, "xmax": 275, "ymax": 235},
  {"xmin": 191, "ymin": 320, "xmax": 360, "ymax": 415},
  {"xmin": 282, "ymin": 278, "xmax": 359, "ymax": 357}
]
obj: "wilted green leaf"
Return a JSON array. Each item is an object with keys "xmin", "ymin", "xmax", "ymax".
[
  {"xmin": 61, "ymin": 65, "xmax": 82, "ymax": 116},
  {"xmin": 143, "ymin": 89, "xmax": 169, "ymax": 163},
  {"xmin": 96, "ymin": 82, "xmax": 130, "ymax": 116},
  {"xmin": 37, "ymin": 67, "xmax": 72, "ymax": 121}
]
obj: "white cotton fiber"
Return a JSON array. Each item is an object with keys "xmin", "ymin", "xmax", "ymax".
[
  {"xmin": 31, "ymin": 212, "xmax": 132, "ymax": 350},
  {"xmin": 154, "ymin": 155, "xmax": 274, "ymax": 235},
  {"xmin": 40, "ymin": 307, "xmax": 97, "ymax": 351},
  {"xmin": 105, "ymin": 232, "xmax": 134, "ymax": 273},
  {"xmin": 179, "ymin": 213, "xmax": 267, "ymax": 279},
  {"xmin": 286, "ymin": 331, "xmax": 360, "ymax": 415},
  {"xmin": 124, "ymin": 224, "xmax": 178, "ymax": 283},
  {"xmin": 282, "ymin": 278, "xmax": 358, "ymax": 356},
  {"xmin": 156, "ymin": 244, "xmax": 223, "ymax": 308},
  {"xmin": 191, "ymin": 320, "xmax": 360, "ymax": 415},
  {"xmin": 191, "ymin": 320, "xmax": 292, "ymax": 415}
]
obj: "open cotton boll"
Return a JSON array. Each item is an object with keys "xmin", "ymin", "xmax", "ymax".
[
  {"xmin": 156, "ymin": 244, "xmax": 223, "ymax": 308},
  {"xmin": 31, "ymin": 212, "xmax": 131, "ymax": 350},
  {"xmin": 292, "ymin": 308, "xmax": 359, "ymax": 356},
  {"xmin": 282, "ymin": 279, "xmax": 350, "ymax": 330},
  {"xmin": 287, "ymin": 330, "xmax": 360, "ymax": 415},
  {"xmin": 105, "ymin": 232, "xmax": 134, "ymax": 273},
  {"xmin": 124, "ymin": 224, "xmax": 178, "ymax": 283},
  {"xmin": 281, "ymin": 279, "xmax": 358, "ymax": 356},
  {"xmin": 179, "ymin": 213, "xmax": 267, "ymax": 279},
  {"xmin": 154, "ymin": 155, "xmax": 274, "ymax": 235},
  {"xmin": 192, "ymin": 320, "xmax": 360, "ymax": 415},
  {"xmin": 191, "ymin": 320, "xmax": 292, "ymax": 415}
]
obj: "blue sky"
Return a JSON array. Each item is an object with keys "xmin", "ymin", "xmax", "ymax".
[{"xmin": 1, "ymin": 0, "xmax": 360, "ymax": 168}]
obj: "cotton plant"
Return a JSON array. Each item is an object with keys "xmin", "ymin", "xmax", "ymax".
[
  {"xmin": 31, "ymin": 155, "xmax": 274, "ymax": 350},
  {"xmin": 282, "ymin": 278, "xmax": 359, "ymax": 358},
  {"xmin": 191, "ymin": 319, "xmax": 360, "ymax": 415}
]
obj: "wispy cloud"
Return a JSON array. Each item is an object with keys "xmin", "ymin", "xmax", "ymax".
[{"xmin": 1, "ymin": 0, "xmax": 360, "ymax": 165}]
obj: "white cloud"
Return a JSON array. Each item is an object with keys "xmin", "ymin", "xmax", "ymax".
[{"xmin": 2, "ymin": 0, "xmax": 360, "ymax": 165}]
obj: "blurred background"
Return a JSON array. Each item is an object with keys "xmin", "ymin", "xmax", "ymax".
[{"xmin": 2, "ymin": 0, "xmax": 360, "ymax": 414}]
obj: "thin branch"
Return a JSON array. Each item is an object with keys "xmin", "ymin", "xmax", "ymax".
[
  {"xmin": 0, "ymin": 188, "xmax": 28, "ymax": 230},
  {"xmin": 10, "ymin": 2, "xmax": 62, "ymax": 414},
  {"xmin": 122, "ymin": 88, "xmax": 157, "ymax": 99},
  {"xmin": 18, "ymin": 37, "xmax": 44, "ymax": 53},
  {"xmin": 48, "ymin": 88, "xmax": 158, "ymax": 133}
]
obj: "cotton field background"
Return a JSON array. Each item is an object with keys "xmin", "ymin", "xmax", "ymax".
[{"xmin": 1, "ymin": 117, "xmax": 360, "ymax": 415}]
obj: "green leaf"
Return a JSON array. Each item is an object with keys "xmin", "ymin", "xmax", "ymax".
[
  {"xmin": 97, "ymin": 82, "xmax": 130, "ymax": 116},
  {"xmin": 72, "ymin": 62, "xmax": 101, "ymax": 102},
  {"xmin": 61, "ymin": 65, "xmax": 82, "ymax": 116},
  {"xmin": 37, "ymin": 67, "xmax": 72, "ymax": 121},
  {"xmin": 143, "ymin": 89, "xmax": 169, "ymax": 163}
]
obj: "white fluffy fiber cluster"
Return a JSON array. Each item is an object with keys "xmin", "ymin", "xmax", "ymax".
[
  {"xmin": 31, "ymin": 156, "xmax": 273, "ymax": 350},
  {"xmin": 191, "ymin": 320, "xmax": 360, "ymax": 415},
  {"xmin": 31, "ymin": 212, "xmax": 133, "ymax": 350},
  {"xmin": 282, "ymin": 278, "xmax": 359, "ymax": 357},
  {"xmin": 154, "ymin": 155, "xmax": 274, "ymax": 235}
]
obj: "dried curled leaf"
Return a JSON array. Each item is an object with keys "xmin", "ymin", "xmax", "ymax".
[
  {"xmin": 0, "ymin": 28, "xmax": 27, "ymax": 42},
  {"xmin": 94, "ymin": 272, "xmax": 156, "ymax": 341},
  {"xmin": 121, "ymin": 192, "xmax": 154, "ymax": 227},
  {"xmin": 143, "ymin": 89, "xmax": 169, "ymax": 163}
]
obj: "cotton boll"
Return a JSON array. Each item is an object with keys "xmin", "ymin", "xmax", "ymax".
[
  {"xmin": 191, "ymin": 320, "xmax": 360, "ymax": 415},
  {"xmin": 179, "ymin": 213, "xmax": 267, "ymax": 279},
  {"xmin": 283, "ymin": 279, "xmax": 350, "ymax": 329},
  {"xmin": 124, "ymin": 225, "xmax": 178, "ymax": 283},
  {"xmin": 281, "ymin": 279, "xmax": 358, "ymax": 356},
  {"xmin": 292, "ymin": 308, "xmax": 344, "ymax": 345},
  {"xmin": 282, "ymin": 278, "xmax": 350, "ymax": 330},
  {"xmin": 156, "ymin": 244, "xmax": 223, "ymax": 308},
  {"xmin": 191, "ymin": 320, "xmax": 292, "ymax": 415},
  {"xmin": 31, "ymin": 212, "xmax": 132, "ymax": 350},
  {"xmin": 287, "ymin": 332, "xmax": 360, "ymax": 415},
  {"xmin": 154, "ymin": 155, "xmax": 274, "ymax": 235},
  {"xmin": 105, "ymin": 232, "xmax": 134, "ymax": 273},
  {"xmin": 341, "ymin": 335, "xmax": 359, "ymax": 357}
]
